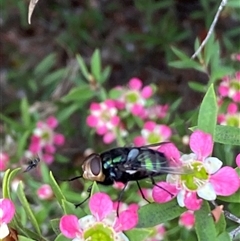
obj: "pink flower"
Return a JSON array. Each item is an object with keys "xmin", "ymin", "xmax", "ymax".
[
  {"xmin": 0, "ymin": 152, "xmax": 9, "ymax": 171},
  {"xmin": 27, "ymin": 116, "xmax": 65, "ymax": 164},
  {"xmin": 218, "ymin": 72, "xmax": 240, "ymax": 102},
  {"xmin": 145, "ymin": 224, "xmax": 165, "ymax": 241},
  {"xmin": 153, "ymin": 130, "xmax": 240, "ymax": 210},
  {"xmin": 37, "ymin": 184, "xmax": 53, "ymax": 200},
  {"xmin": 134, "ymin": 121, "xmax": 172, "ymax": 146},
  {"xmin": 141, "ymin": 104, "xmax": 169, "ymax": 120},
  {"xmin": 114, "ymin": 78, "xmax": 153, "ymax": 117},
  {"xmin": 59, "ymin": 192, "xmax": 138, "ymax": 241},
  {"xmin": 179, "ymin": 211, "xmax": 195, "ymax": 229},
  {"xmin": 0, "ymin": 198, "xmax": 15, "ymax": 239},
  {"xmin": 217, "ymin": 103, "xmax": 240, "ymax": 127}
]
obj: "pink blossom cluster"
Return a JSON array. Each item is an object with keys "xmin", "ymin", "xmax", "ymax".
[
  {"xmin": 27, "ymin": 116, "xmax": 65, "ymax": 164},
  {"xmin": 86, "ymin": 78, "xmax": 171, "ymax": 144},
  {"xmin": 217, "ymin": 72, "xmax": 240, "ymax": 127},
  {"xmin": 0, "ymin": 152, "xmax": 10, "ymax": 171}
]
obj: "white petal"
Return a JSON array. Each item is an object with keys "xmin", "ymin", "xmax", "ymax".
[
  {"xmin": 116, "ymin": 232, "xmax": 130, "ymax": 241},
  {"xmin": 0, "ymin": 223, "xmax": 9, "ymax": 239},
  {"xmin": 180, "ymin": 153, "xmax": 196, "ymax": 164},
  {"xmin": 78, "ymin": 215, "xmax": 96, "ymax": 230},
  {"xmin": 197, "ymin": 183, "xmax": 216, "ymax": 200},
  {"xmin": 177, "ymin": 190, "xmax": 185, "ymax": 207},
  {"xmin": 203, "ymin": 157, "xmax": 222, "ymax": 174}
]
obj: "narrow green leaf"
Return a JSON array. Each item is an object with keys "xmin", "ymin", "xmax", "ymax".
[
  {"xmin": 54, "ymin": 233, "xmax": 69, "ymax": 241},
  {"xmin": 57, "ymin": 104, "xmax": 80, "ymax": 122},
  {"xmin": 61, "ymin": 86, "xmax": 94, "ymax": 103},
  {"xmin": 34, "ymin": 53, "xmax": 56, "ymax": 76},
  {"xmin": 49, "ymin": 171, "xmax": 66, "ymax": 206},
  {"xmin": 50, "ymin": 218, "xmax": 61, "ymax": 235},
  {"xmin": 169, "ymin": 60, "xmax": 204, "ymax": 72},
  {"xmin": 91, "ymin": 181, "xmax": 100, "ymax": 195},
  {"xmin": 188, "ymin": 81, "xmax": 206, "ymax": 93},
  {"xmin": 215, "ymin": 213, "xmax": 226, "ymax": 236},
  {"xmin": 17, "ymin": 182, "xmax": 41, "ymax": 235},
  {"xmin": 214, "ymin": 125, "xmax": 240, "ymax": 146},
  {"xmin": 17, "ymin": 130, "xmax": 31, "ymax": 157},
  {"xmin": 195, "ymin": 201, "xmax": 217, "ymax": 241},
  {"xmin": 62, "ymin": 199, "xmax": 86, "ymax": 217},
  {"xmin": 76, "ymin": 54, "xmax": 89, "ymax": 80},
  {"xmin": 18, "ymin": 236, "xmax": 37, "ymax": 241},
  {"xmin": 137, "ymin": 199, "xmax": 185, "ymax": 228},
  {"xmin": 171, "ymin": 46, "xmax": 190, "ymax": 60},
  {"xmin": 21, "ymin": 98, "xmax": 30, "ymax": 127},
  {"xmin": 217, "ymin": 189, "xmax": 240, "ymax": 203},
  {"xmin": 100, "ymin": 66, "xmax": 111, "ymax": 83},
  {"xmin": 217, "ymin": 232, "xmax": 231, "ymax": 241},
  {"xmin": 197, "ymin": 84, "xmax": 217, "ymax": 136},
  {"xmin": 91, "ymin": 49, "xmax": 101, "ymax": 82},
  {"xmin": 42, "ymin": 69, "xmax": 66, "ymax": 86},
  {"xmin": 0, "ymin": 113, "xmax": 25, "ymax": 131},
  {"xmin": 125, "ymin": 228, "xmax": 152, "ymax": 241},
  {"xmin": 2, "ymin": 169, "xmax": 11, "ymax": 198}
]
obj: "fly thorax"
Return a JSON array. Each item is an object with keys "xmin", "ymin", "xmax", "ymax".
[{"xmin": 180, "ymin": 161, "xmax": 209, "ymax": 191}]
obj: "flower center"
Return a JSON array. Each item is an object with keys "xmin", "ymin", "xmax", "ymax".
[
  {"xmin": 226, "ymin": 115, "xmax": 240, "ymax": 127},
  {"xmin": 147, "ymin": 132, "xmax": 161, "ymax": 144},
  {"xmin": 125, "ymin": 91, "xmax": 139, "ymax": 103},
  {"xmin": 180, "ymin": 161, "xmax": 209, "ymax": 191},
  {"xmin": 84, "ymin": 223, "xmax": 114, "ymax": 241},
  {"xmin": 230, "ymin": 80, "xmax": 240, "ymax": 90}
]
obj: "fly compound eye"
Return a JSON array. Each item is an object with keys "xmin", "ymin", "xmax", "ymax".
[
  {"xmin": 82, "ymin": 154, "xmax": 105, "ymax": 182},
  {"xmin": 90, "ymin": 156, "xmax": 101, "ymax": 176}
]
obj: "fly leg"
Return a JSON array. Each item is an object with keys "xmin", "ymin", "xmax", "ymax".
[
  {"xmin": 136, "ymin": 180, "xmax": 151, "ymax": 203},
  {"xmin": 116, "ymin": 183, "xmax": 128, "ymax": 217},
  {"xmin": 75, "ymin": 184, "xmax": 93, "ymax": 208},
  {"xmin": 150, "ymin": 177, "xmax": 174, "ymax": 197},
  {"xmin": 57, "ymin": 175, "xmax": 83, "ymax": 182}
]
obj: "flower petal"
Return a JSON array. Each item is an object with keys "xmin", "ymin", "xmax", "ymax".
[
  {"xmin": 189, "ymin": 130, "xmax": 213, "ymax": 160},
  {"xmin": 184, "ymin": 192, "xmax": 202, "ymax": 210},
  {"xmin": 203, "ymin": 157, "xmax": 223, "ymax": 174},
  {"xmin": 179, "ymin": 210, "xmax": 195, "ymax": 230},
  {"xmin": 210, "ymin": 167, "xmax": 240, "ymax": 196},
  {"xmin": 89, "ymin": 192, "xmax": 113, "ymax": 221},
  {"xmin": 152, "ymin": 182, "xmax": 178, "ymax": 203},
  {"xmin": 0, "ymin": 199, "xmax": 15, "ymax": 223},
  {"xmin": 0, "ymin": 223, "xmax": 9, "ymax": 239},
  {"xmin": 236, "ymin": 153, "xmax": 240, "ymax": 168},
  {"xmin": 114, "ymin": 210, "xmax": 138, "ymax": 232},
  {"xmin": 129, "ymin": 78, "xmax": 142, "ymax": 90},
  {"xmin": 59, "ymin": 215, "xmax": 82, "ymax": 239},
  {"xmin": 157, "ymin": 143, "xmax": 181, "ymax": 164},
  {"xmin": 197, "ymin": 183, "xmax": 216, "ymax": 200}
]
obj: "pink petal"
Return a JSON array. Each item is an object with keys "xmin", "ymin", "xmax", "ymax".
[
  {"xmin": 210, "ymin": 166, "xmax": 240, "ymax": 196},
  {"xmin": 59, "ymin": 215, "xmax": 82, "ymax": 239},
  {"xmin": 144, "ymin": 121, "xmax": 156, "ymax": 131},
  {"xmin": 53, "ymin": 133, "xmax": 65, "ymax": 146},
  {"xmin": 233, "ymin": 92, "xmax": 240, "ymax": 102},
  {"xmin": 227, "ymin": 103, "xmax": 238, "ymax": 114},
  {"xmin": 103, "ymin": 132, "xmax": 115, "ymax": 144},
  {"xmin": 218, "ymin": 86, "xmax": 228, "ymax": 97},
  {"xmin": 133, "ymin": 136, "xmax": 146, "ymax": 147},
  {"xmin": 131, "ymin": 104, "xmax": 144, "ymax": 116},
  {"xmin": 96, "ymin": 125, "xmax": 108, "ymax": 135},
  {"xmin": 0, "ymin": 199, "xmax": 15, "ymax": 223},
  {"xmin": 217, "ymin": 114, "xmax": 225, "ymax": 124},
  {"xmin": 44, "ymin": 144, "xmax": 56, "ymax": 154},
  {"xmin": 189, "ymin": 130, "xmax": 213, "ymax": 160},
  {"xmin": 157, "ymin": 143, "xmax": 181, "ymax": 164},
  {"xmin": 179, "ymin": 211, "xmax": 195, "ymax": 229},
  {"xmin": 46, "ymin": 116, "xmax": 58, "ymax": 129},
  {"xmin": 141, "ymin": 86, "xmax": 153, "ymax": 99},
  {"xmin": 90, "ymin": 102, "xmax": 101, "ymax": 111},
  {"xmin": 110, "ymin": 116, "xmax": 120, "ymax": 126},
  {"xmin": 159, "ymin": 125, "xmax": 172, "ymax": 139},
  {"xmin": 236, "ymin": 154, "xmax": 240, "ymax": 167},
  {"xmin": 184, "ymin": 192, "xmax": 202, "ymax": 211},
  {"xmin": 89, "ymin": 192, "xmax": 113, "ymax": 221},
  {"xmin": 114, "ymin": 210, "xmax": 138, "ymax": 232},
  {"xmin": 86, "ymin": 115, "xmax": 98, "ymax": 127},
  {"xmin": 129, "ymin": 77, "xmax": 142, "ymax": 90},
  {"xmin": 152, "ymin": 182, "xmax": 178, "ymax": 203},
  {"xmin": 42, "ymin": 153, "xmax": 54, "ymax": 164},
  {"xmin": 105, "ymin": 99, "xmax": 116, "ymax": 108},
  {"xmin": 37, "ymin": 184, "xmax": 53, "ymax": 200}
]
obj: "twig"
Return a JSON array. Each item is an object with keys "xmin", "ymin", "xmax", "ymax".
[{"xmin": 191, "ymin": 0, "xmax": 228, "ymax": 59}]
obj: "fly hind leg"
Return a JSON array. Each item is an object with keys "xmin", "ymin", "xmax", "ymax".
[
  {"xmin": 136, "ymin": 180, "xmax": 151, "ymax": 203},
  {"xmin": 150, "ymin": 176, "xmax": 174, "ymax": 197}
]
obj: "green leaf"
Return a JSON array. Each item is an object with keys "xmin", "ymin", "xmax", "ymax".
[
  {"xmin": 49, "ymin": 171, "xmax": 66, "ymax": 206},
  {"xmin": 0, "ymin": 113, "xmax": 25, "ymax": 131},
  {"xmin": 62, "ymin": 199, "xmax": 86, "ymax": 217},
  {"xmin": 42, "ymin": 68, "xmax": 66, "ymax": 86},
  {"xmin": 17, "ymin": 182, "xmax": 41, "ymax": 235},
  {"xmin": 214, "ymin": 125, "xmax": 240, "ymax": 146},
  {"xmin": 20, "ymin": 98, "xmax": 30, "ymax": 127},
  {"xmin": 61, "ymin": 86, "xmax": 95, "ymax": 103},
  {"xmin": 91, "ymin": 181, "xmax": 100, "ymax": 195},
  {"xmin": 57, "ymin": 104, "xmax": 80, "ymax": 122},
  {"xmin": 76, "ymin": 54, "xmax": 89, "ymax": 80},
  {"xmin": 217, "ymin": 232, "xmax": 231, "ymax": 241},
  {"xmin": 50, "ymin": 218, "xmax": 61, "ymax": 235},
  {"xmin": 54, "ymin": 233, "xmax": 69, "ymax": 241},
  {"xmin": 91, "ymin": 49, "xmax": 101, "ymax": 82},
  {"xmin": 125, "ymin": 228, "xmax": 152, "ymax": 241},
  {"xmin": 109, "ymin": 88, "xmax": 122, "ymax": 99},
  {"xmin": 2, "ymin": 168, "xmax": 21, "ymax": 198},
  {"xmin": 195, "ymin": 201, "xmax": 217, "ymax": 241},
  {"xmin": 197, "ymin": 84, "xmax": 217, "ymax": 136},
  {"xmin": 17, "ymin": 130, "xmax": 31, "ymax": 157},
  {"xmin": 137, "ymin": 199, "xmax": 185, "ymax": 228},
  {"xmin": 34, "ymin": 53, "xmax": 56, "ymax": 76},
  {"xmin": 217, "ymin": 189, "xmax": 240, "ymax": 203},
  {"xmin": 100, "ymin": 66, "xmax": 111, "ymax": 83},
  {"xmin": 188, "ymin": 82, "xmax": 206, "ymax": 93},
  {"xmin": 18, "ymin": 236, "xmax": 38, "ymax": 241},
  {"xmin": 169, "ymin": 60, "xmax": 204, "ymax": 72},
  {"xmin": 215, "ymin": 213, "xmax": 226, "ymax": 236}
]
